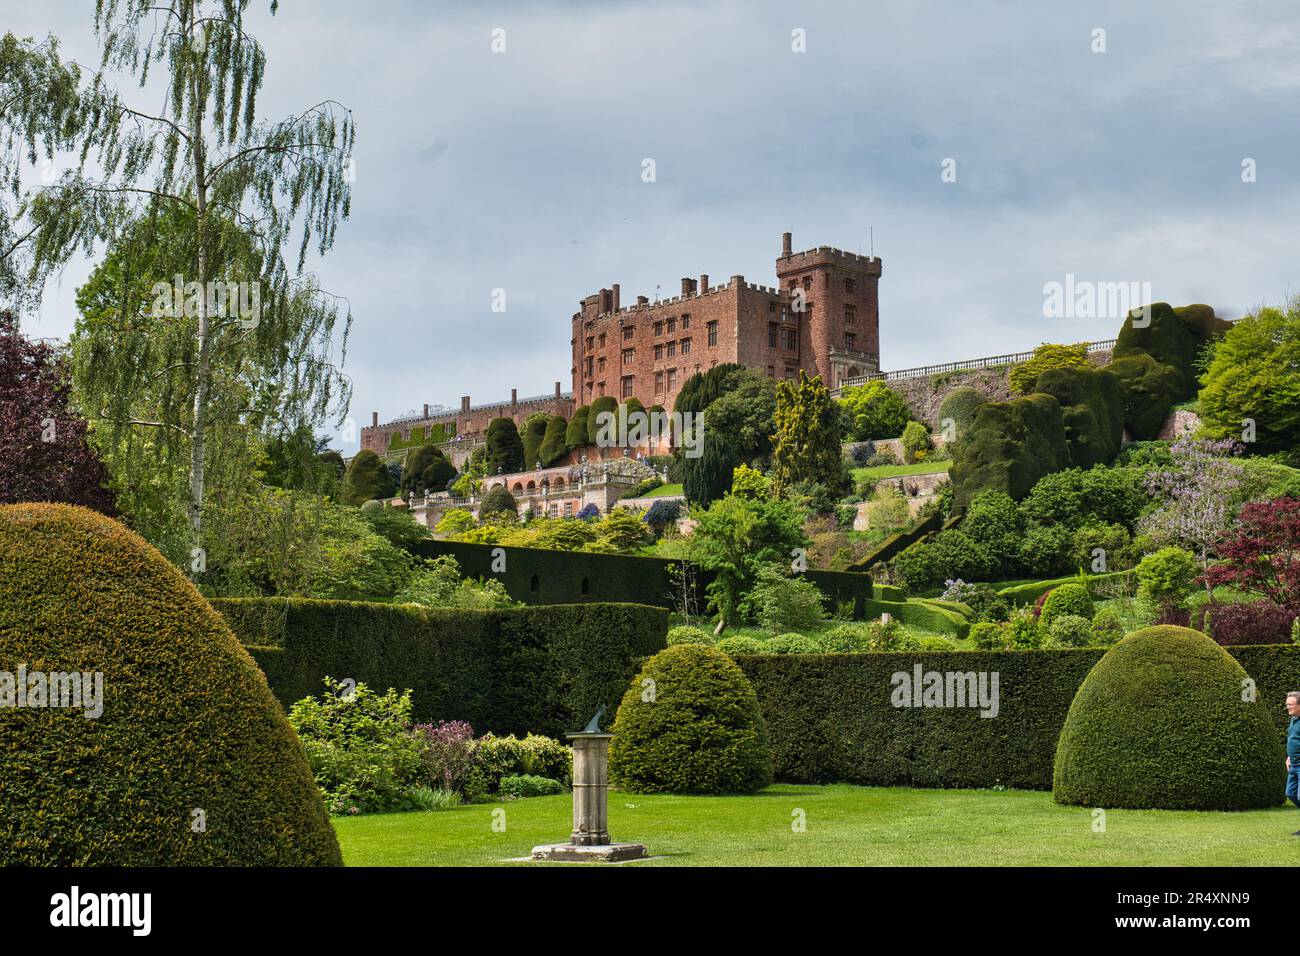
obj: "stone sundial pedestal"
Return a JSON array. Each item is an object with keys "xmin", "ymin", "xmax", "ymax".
[{"xmin": 530, "ymin": 728, "xmax": 648, "ymax": 863}]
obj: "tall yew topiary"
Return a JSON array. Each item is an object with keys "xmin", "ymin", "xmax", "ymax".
[{"xmin": 0, "ymin": 503, "xmax": 341, "ymax": 864}]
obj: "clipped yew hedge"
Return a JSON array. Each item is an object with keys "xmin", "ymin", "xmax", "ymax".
[
  {"xmin": 736, "ymin": 642, "xmax": 1300, "ymax": 790},
  {"xmin": 215, "ymin": 597, "xmax": 667, "ymax": 737},
  {"xmin": 0, "ymin": 504, "xmax": 340, "ymax": 866}
]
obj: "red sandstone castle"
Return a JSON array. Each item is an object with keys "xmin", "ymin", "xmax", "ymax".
[
  {"xmin": 361, "ymin": 231, "xmax": 881, "ymax": 456},
  {"xmin": 572, "ymin": 232, "xmax": 881, "ymax": 411}
]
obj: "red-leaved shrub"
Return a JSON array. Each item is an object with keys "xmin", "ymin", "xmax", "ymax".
[{"xmin": 1206, "ymin": 600, "xmax": 1298, "ymax": 646}]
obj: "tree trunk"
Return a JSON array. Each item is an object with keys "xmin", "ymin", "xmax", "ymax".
[{"xmin": 187, "ymin": 0, "xmax": 210, "ymax": 546}]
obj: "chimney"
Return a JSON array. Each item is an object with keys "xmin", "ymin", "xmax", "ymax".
[
  {"xmin": 423, "ymin": 403, "xmax": 429, "ymax": 418},
  {"xmin": 511, "ymin": 388, "xmax": 518, "ymax": 405},
  {"xmin": 700, "ymin": 274, "xmax": 709, "ymax": 292},
  {"xmin": 681, "ymin": 277, "xmax": 696, "ymax": 297},
  {"xmin": 555, "ymin": 381, "xmax": 562, "ymax": 398},
  {"xmin": 612, "ymin": 283, "xmax": 620, "ymax": 311},
  {"xmin": 600, "ymin": 288, "xmax": 612, "ymax": 314},
  {"xmin": 461, "ymin": 396, "xmax": 470, "ymax": 413},
  {"xmin": 636, "ymin": 295, "xmax": 648, "ymax": 306},
  {"xmin": 371, "ymin": 411, "xmax": 378, "ymax": 428},
  {"xmin": 781, "ymin": 231, "xmax": 792, "ymax": 256}
]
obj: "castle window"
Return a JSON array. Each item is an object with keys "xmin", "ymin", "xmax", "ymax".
[
  {"xmin": 666, "ymin": 342, "xmax": 676, "ymax": 358},
  {"xmin": 667, "ymin": 369, "xmax": 677, "ymax": 392},
  {"xmin": 681, "ymin": 314, "xmax": 690, "ymax": 329},
  {"xmin": 597, "ymin": 381, "xmax": 606, "ymax": 396},
  {"xmin": 845, "ymin": 304, "xmax": 856, "ymax": 323},
  {"xmin": 598, "ymin": 333, "xmax": 606, "ymax": 348},
  {"xmin": 707, "ymin": 320, "xmax": 718, "ymax": 347},
  {"xmin": 845, "ymin": 277, "xmax": 855, "ymax": 293},
  {"xmin": 586, "ymin": 336, "xmax": 594, "ymax": 351},
  {"xmin": 781, "ymin": 328, "xmax": 798, "ymax": 351},
  {"xmin": 845, "ymin": 332, "xmax": 857, "ymax": 350},
  {"xmin": 654, "ymin": 345, "xmax": 664, "ymax": 361},
  {"xmin": 788, "ymin": 279, "xmax": 798, "ymax": 291},
  {"xmin": 802, "ymin": 276, "xmax": 812, "ymax": 291},
  {"xmin": 622, "ymin": 325, "xmax": 634, "ymax": 341},
  {"xmin": 598, "ymin": 357, "xmax": 606, "ymax": 373},
  {"xmin": 653, "ymin": 321, "xmax": 663, "ymax": 337},
  {"xmin": 768, "ymin": 322, "xmax": 778, "ymax": 347},
  {"xmin": 585, "ymin": 357, "xmax": 594, "ymax": 376},
  {"xmin": 655, "ymin": 371, "xmax": 664, "ymax": 394},
  {"xmin": 621, "ymin": 375, "xmax": 634, "ymax": 399},
  {"xmin": 622, "ymin": 347, "xmax": 634, "ymax": 365},
  {"xmin": 767, "ymin": 366, "xmax": 775, "ymax": 377},
  {"xmin": 680, "ymin": 338, "xmax": 691, "ymax": 355},
  {"xmin": 667, "ymin": 317, "xmax": 676, "ymax": 333}
]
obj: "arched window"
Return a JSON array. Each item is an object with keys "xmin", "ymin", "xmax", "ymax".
[
  {"xmin": 580, "ymin": 577, "xmax": 590, "ymax": 595},
  {"xmin": 530, "ymin": 574, "xmax": 540, "ymax": 593}
]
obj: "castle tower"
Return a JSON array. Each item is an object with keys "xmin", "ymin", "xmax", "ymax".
[{"xmin": 774, "ymin": 231, "xmax": 882, "ymax": 388}]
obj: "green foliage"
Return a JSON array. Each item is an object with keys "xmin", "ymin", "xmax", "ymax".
[
  {"xmin": 731, "ymin": 643, "xmax": 1300, "ymax": 790},
  {"xmin": 688, "ymin": 495, "xmax": 809, "ymax": 630},
  {"xmin": 393, "ymin": 554, "xmax": 515, "ymax": 610},
  {"xmin": 1199, "ymin": 300, "xmax": 1300, "ymax": 452},
  {"xmin": 1006, "ymin": 607, "xmax": 1043, "ymax": 648},
  {"xmin": 742, "ymin": 567, "xmax": 827, "ymax": 633},
  {"xmin": 961, "ymin": 491, "xmax": 1022, "ymax": 570},
  {"xmin": 566, "ymin": 406, "xmax": 591, "ymax": 449},
  {"xmin": 839, "ymin": 380, "xmax": 912, "ymax": 441},
  {"xmin": 1052, "ymin": 626, "xmax": 1283, "ymax": 809},
  {"xmin": 479, "ymin": 484, "xmax": 518, "ymax": 519},
  {"xmin": 817, "ymin": 623, "xmax": 872, "ymax": 652},
  {"xmin": 681, "ymin": 429, "xmax": 737, "ymax": 507},
  {"xmin": 1090, "ymin": 606, "xmax": 1125, "ymax": 646},
  {"xmin": 936, "ymin": 386, "xmax": 989, "ymax": 440},
  {"xmin": 1105, "ymin": 353, "xmax": 1183, "ymax": 440},
  {"xmin": 400, "ymin": 444, "xmax": 456, "ymax": 497},
  {"xmin": 1009, "ymin": 343, "xmax": 1090, "ymax": 395},
  {"xmin": 1033, "ymin": 365, "xmax": 1125, "ymax": 469},
  {"xmin": 1019, "ymin": 466, "xmax": 1145, "ymax": 529},
  {"xmin": 520, "ymin": 415, "xmax": 550, "ymax": 470},
  {"xmin": 0, "ymin": 504, "xmax": 340, "ymax": 865},
  {"xmin": 716, "ymin": 635, "xmax": 765, "ymax": 656},
  {"xmin": 609, "ymin": 644, "xmax": 773, "ymax": 794},
  {"xmin": 703, "ymin": 369, "xmax": 777, "ymax": 464},
  {"xmin": 288, "ymin": 679, "xmax": 424, "ymax": 815},
  {"xmin": 969, "ymin": 621, "xmax": 1009, "ymax": 649},
  {"xmin": 1135, "ymin": 546, "xmax": 1199, "ymax": 603},
  {"xmin": 485, "ymin": 418, "xmax": 525, "ymax": 476},
  {"xmin": 498, "ymin": 774, "xmax": 565, "ymax": 799},
  {"xmin": 949, "ymin": 393, "xmax": 1069, "ymax": 510},
  {"xmin": 217, "ymin": 598, "xmax": 668, "ymax": 736},
  {"xmin": 464, "ymin": 733, "xmax": 572, "ymax": 800},
  {"xmin": 667, "ymin": 625, "xmax": 713, "ymax": 645},
  {"xmin": 435, "ymin": 508, "xmax": 477, "ymax": 537},
  {"xmin": 673, "ymin": 363, "xmax": 745, "ymax": 415},
  {"xmin": 586, "ymin": 396, "xmax": 619, "ymax": 444},
  {"xmin": 588, "ymin": 508, "xmax": 652, "ymax": 554},
  {"xmin": 729, "ymin": 463, "xmax": 771, "ymax": 499},
  {"xmin": 765, "ymin": 632, "xmax": 825, "ymax": 654},
  {"xmin": 1045, "ymin": 614, "xmax": 1093, "ymax": 648},
  {"xmin": 900, "ymin": 421, "xmax": 931, "ymax": 464},
  {"xmin": 772, "ymin": 371, "xmax": 845, "ymax": 496},
  {"xmin": 343, "ymin": 449, "xmax": 397, "ymax": 505},
  {"xmin": 1039, "ymin": 584, "xmax": 1095, "ymax": 632},
  {"xmin": 361, "ymin": 504, "xmax": 432, "ymax": 549}
]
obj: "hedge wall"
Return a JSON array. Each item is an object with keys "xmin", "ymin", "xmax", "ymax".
[
  {"xmin": 737, "ymin": 644, "xmax": 1300, "ymax": 790},
  {"xmin": 411, "ymin": 540, "xmax": 873, "ymax": 618},
  {"xmin": 214, "ymin": 598, "xmax": 667, "ymax": 738},
  {"xmin": 846, "ymin": 510, "xmax": 943, "ymax": 572},
  {"xmin": 997, "ymin": 569, "xmax": 1136, "ymax": 606}
]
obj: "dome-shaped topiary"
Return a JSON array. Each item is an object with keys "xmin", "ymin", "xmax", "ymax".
[
  {"xmin": 666, "ymin": 625, "xmax": 712, "ymax": 646},
  {"xmin": 764, "ymin": 632, "xmax": 823, "ymax": 654},
  {"xmin": 1039, "ymin": 583, "xmax": 1094, "ymax": 632},
  {"xmin": 608, "ymin": 644, "xmax": 773, "ymax": 794},
  {"xmin": 0, "ymin": 504, "xmax": 342, "ymax": 865},
  {"xmin": 715, "ymin": 635, "xmax": 764, "ymax": 657},
  {"xmin": 1053, "ymin": 625, "xmax": 1283, "ymax": 810}
]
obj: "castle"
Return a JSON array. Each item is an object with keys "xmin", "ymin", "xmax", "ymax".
[
  {"xmin": 571, "ymin": 231, "xmax": 881, "ymax": 411},
  {"xmin": 360, "ymin": 231, "xmax": 881, "ymax": 458}
]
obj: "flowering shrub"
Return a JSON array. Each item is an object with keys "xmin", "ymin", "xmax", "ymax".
[
  {"xmin": 1206, "ymin": 600, "xmax": 1299, "ymax": 646},
  {"xmin": 412, "ymin": 720, "xmax": 475, "ymax": 794}
]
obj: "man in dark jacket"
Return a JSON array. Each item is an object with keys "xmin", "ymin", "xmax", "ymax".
[{"xmin": 1287, "ymin": 691, "xmax": 1300, "ymax": 834}]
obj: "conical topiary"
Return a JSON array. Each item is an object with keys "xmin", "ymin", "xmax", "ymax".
[
  {"xmin": 1052, "ymin": 625, "xmax": 1283, "ymax": 810},
  {"xmin": 0, "ymin": 503, "xmax": 342, "ymax": 865}
]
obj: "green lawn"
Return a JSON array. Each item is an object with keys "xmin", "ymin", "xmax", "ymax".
[
  {"xmin": 852, "ymin": 460, "xmax": 951, "ymax": 484},
  {"xmin": 641, "ymin": 482, "xmax": 683, "ymax": 498},
  {"xmin": 333, "ymin": 784, "xmax": 1300, "ymax": 866}
]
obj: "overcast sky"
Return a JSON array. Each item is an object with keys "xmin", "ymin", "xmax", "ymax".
[{"xmin": 12, "ymin": 0, "xmax": 1300, "ymax": 452}]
